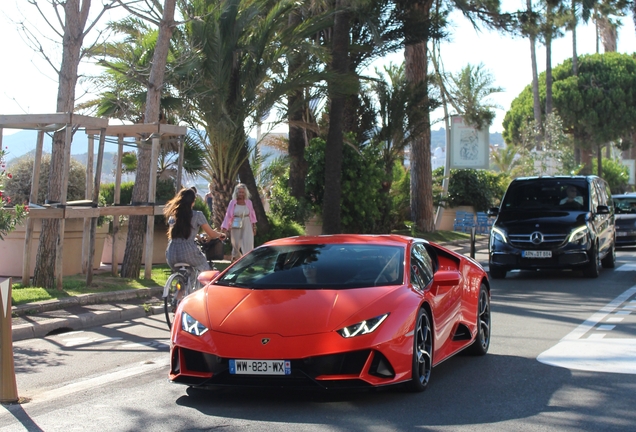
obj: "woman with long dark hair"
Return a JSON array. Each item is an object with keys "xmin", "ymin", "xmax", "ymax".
[{"xmin": 164, "ymin": 188, "xmax": 226, "ymax": 271}]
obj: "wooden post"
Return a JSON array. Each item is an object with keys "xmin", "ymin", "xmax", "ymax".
[
  {"xmin": 22, "ymin": 130, "xmax": 45, "ymax": 285},
  {"xmin": 144, "ymin": 133, "xmax": 160, "ymax": 279},
  {"xmin": 0, "ymin": 277, "xmax": 18, "ymax": 403},
  {"xmin": 55, "ymin": 122, "xmax": 73, "ymax": 290},
  {"xmin": 86, "ymin": 130, "xmax": 106, "ymax": 286},
  {"xmin": 82, "ymin": 134, "xmax": 95, "ymax": 274},
  {"xmin": 111, "ymin": 135, "xmax": 124, "ymax": 276}
]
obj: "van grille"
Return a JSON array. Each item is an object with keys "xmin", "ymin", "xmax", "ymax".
[{"xmin": 509, "ymin": 233, "xmax": 568, "ymax": 248}]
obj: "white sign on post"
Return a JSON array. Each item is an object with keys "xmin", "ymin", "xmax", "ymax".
[{"xmin": 449, "ymin": 116, "xmax": 490, "ymax": 169}]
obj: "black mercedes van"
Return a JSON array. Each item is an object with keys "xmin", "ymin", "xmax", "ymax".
[{"xmin": 488, "ymin": 176, "xmax": 615, "ymax": 279}]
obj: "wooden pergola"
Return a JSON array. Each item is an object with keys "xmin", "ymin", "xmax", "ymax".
[{"xmin": 0, "ymin": 113, "xmax": 187, "ymax": 288}]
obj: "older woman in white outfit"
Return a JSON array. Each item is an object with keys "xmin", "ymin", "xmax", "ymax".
[{"xmin": 221, "ymin": 183, "xmax": 258, "ymax": 261}]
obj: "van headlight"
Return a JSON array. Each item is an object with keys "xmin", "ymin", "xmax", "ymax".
[
  {"xmin": 568, "ymin": 226, "xmax": 588, "ymax": 245},
  {"xmin": 491, "ymin": 226, "xmax": 507, "ymax": 244}
]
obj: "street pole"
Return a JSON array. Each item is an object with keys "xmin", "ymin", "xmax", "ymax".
[{"xmin": 0, "ymin": 277, "xmax": 19, "ymax": 403}]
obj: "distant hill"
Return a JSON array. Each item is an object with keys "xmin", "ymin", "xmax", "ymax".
[{"xmin": 2, "ymin": 129, "xmax": 123, "ymax": 160}]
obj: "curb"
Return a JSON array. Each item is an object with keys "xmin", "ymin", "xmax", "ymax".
[
  {"xmin": 12, "ymin": 304, "xmax": 159, "ymax": 342},
  {"xmin": 11, "ymin": 286, "xmax": 164, "ymax": 316},
  {"xmin": 11, "ymin": 287, "xmax": 166, "ymax": 342}
]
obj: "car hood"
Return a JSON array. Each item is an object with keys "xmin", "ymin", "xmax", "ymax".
[
  {"xmin": 495, "ymin": 210, "xmax": 587, "ymax": 233},
  {"xmin": 202, "ymin": 285, "xmax": 400, "ymax": 337}
]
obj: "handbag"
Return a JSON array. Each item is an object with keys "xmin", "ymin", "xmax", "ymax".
[{"xmin": 232, "ymin": 216, "xmax": 243, "ymax": 229}]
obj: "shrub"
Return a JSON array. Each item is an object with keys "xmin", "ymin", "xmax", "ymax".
[
  {"xmin": 305, "ymin": 137, "xmax": 384, "ymax": 233},
  {"xmin": 254, "ymin": 214, "xmax": 304, "ymax": 246},
  {"xmin": 3, "ymin": 154, "xmax": 87, "ymax": 204},
  {"xmin": 268, "ymin": 167, "xmax": 312, "ymax": 224},
  {"xmin": 433, "ymin": 167, "xmax": 508, "ymax": 211},
  {"xmin": 594, "ymin": 158, "xmax": 629, "ymax": 193}
]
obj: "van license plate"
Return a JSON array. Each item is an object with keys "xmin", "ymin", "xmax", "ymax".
[
  {"xmin": 523, "ymin": 250, "xmax": 552, "ymax": 258},
  {"xmin": 229, "ymin": 359, "xmax": 291, "ymax": 375}
]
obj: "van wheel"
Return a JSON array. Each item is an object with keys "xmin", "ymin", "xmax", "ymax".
[
  {"xmin": 601, "ymin": 243, "xmax": 616, "ymax": 269},
  {"xmin": 583, "ymin": 244, "xmax": 600, "ymax": 278}
]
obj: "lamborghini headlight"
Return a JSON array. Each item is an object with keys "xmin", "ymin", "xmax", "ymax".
[
  {"xmin": 568, "ymin": 226, "xmax": 588, "ymax": 245},
  {"xmin": 337, "ymin": 314, "xmax": 389, "ymax": 338},
  {"xmin": 181, "ymin": 312, "xmax": 208, "ymax": 336}
]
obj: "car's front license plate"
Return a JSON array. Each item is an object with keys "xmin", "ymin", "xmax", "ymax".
[
  {"xmin": 229, "ymin": 359, "xmax": 291, "ymax": 375},
  {"xmin": 523, "ymin": 250, "xmax": 552, "ymax": 258}
]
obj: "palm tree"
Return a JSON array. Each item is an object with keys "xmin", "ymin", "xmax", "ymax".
[
  {"xmin": 178, "ymin": 0, "xmax": 322, "ymax": 230},
  {"xmin": 395, "ymin": 0, "xmax": 511, "ymax": 232},
  {"xmin": 446, "ymin": 63, "xmax": 503, "ymax": 130}
]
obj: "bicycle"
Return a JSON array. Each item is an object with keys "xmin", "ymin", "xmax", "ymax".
[{"xmin": 163, "ymin": 235, "xmax": 225, "ymax": 330}]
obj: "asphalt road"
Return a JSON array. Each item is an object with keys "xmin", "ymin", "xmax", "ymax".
[{"xmin": 2, "ymin": 247, "xmax": 636, "ymax": 431}]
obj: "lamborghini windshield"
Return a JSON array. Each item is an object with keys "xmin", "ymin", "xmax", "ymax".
[{"xmin": 215, "ymin": 243, "xmax": 405, "ymax": 289}]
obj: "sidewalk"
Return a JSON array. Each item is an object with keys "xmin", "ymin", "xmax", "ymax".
[{"xmin": 9, "ymin": 237, "xmax": 490, "ymax": 342}]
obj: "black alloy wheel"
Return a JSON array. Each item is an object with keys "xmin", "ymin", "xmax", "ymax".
[
  {"xmin": 583, "ymin": 243, "xmax": 600, "ymax": 278},
  {"xmin": 405, "ymin": 308, "xmax": 433, "ymax": 392},
  {"xmin": 465, "ymin": 284, "xmax": 491, "ymax": 356},
  {"xmin": 601, "ymin": 243, "xmax": 616, "ymax": 269}
]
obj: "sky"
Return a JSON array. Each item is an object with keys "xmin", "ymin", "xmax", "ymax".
[{"xmin": 1, "ymin": 0, "xmax": 635, "ymax": 136}]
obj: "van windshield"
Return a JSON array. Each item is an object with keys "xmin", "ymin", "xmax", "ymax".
[{"xmin": 501, "ymin": 181, "xmax": 588, "ymax": 211}]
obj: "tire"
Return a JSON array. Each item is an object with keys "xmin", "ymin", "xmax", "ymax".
[
  {"xmin": 404, "ymin": 308, "xmax": 433, "ymax": 392},
  {"xmin": 583, "ymin": 243, "xmax": 600, "ymax": 278},
  {"xmin": 489, "ymin": 265, "xmax": 506, "ymax": 279},
  {"xmin": 601, "ymin": 243, "xmax": 616, "ymax": 269},
  {"xmin": 164, "ymin": 273, "xmax": 188, "ymax": 330},
  {"xmin": 465, "ymin": 284, "xmax": 491, "ymax": 356}
]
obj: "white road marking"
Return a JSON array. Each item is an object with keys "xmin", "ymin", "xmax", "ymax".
[
  {"xmin": 606, "ymin": 317, "xmax": 624, "ymax": 323},
  {"xmin": 587, "ymin": 334, "xmax": 606, "ymax": 339},
  {"xmin": 12, "ymin": 356, "xmax": 168, "ymax": 406},
  {"xmin": 615, "ymin": 263, "xmax": 636, "ymax": 271},
  {"xmin": 597, "ymin": 325, "xmax": 616, "ymax": 331},
  {"xmin": 537, "ymin": 285, "xmax": 636, "ymax": 374}
]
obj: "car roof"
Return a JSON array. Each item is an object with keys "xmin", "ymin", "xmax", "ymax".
[
  {"xmin": 612, "ymin": 193, "xmax": 636, "ymax": 197},
  {"xmin": 262, "ymin": 234, "xmax": 415, "ymax": 248},
  {"xmin": 512, "ymin": 175, "xmax": 597, "ymax": 182}
]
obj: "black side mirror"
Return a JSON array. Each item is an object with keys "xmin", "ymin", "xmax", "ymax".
[{"xmin": 487, "ymin": 207, "xmax": 499, "ymax": 217}]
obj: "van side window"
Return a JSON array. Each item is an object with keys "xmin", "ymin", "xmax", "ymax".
[{"xmin": 590, "ymin": 182, "xmax": 600, "ymax": 209}]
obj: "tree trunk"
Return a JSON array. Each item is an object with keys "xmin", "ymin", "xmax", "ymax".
[
  {"xmin": 405, "ymin": 40, "xmax": 434, "ymax": 233},
  {"xmin": 322, "ymin": 4, "xmax": 350, "ymax": 235},
  {"xmin": 527, "ymin": 0, "xmax": 542, "ymax": 137},
  {"xmin": 33, "ymin": 0, "xmax": 90, "ymax": 289},
  {"xmin": 597, "ymin": 15, "xmax": 617, "ymax": 52},
  {"xmin": 545, "ymin": 32, "xmax": 553, "ymax": 115},
  {"xmin": 572, "ymin": 0, "xmax": 578, "ymax": 75},
  {"xmin": 211, "ymin": 178, "xmax": 234, "ymax": 230},
  {"xmin": 238, "ymin": 145, "xmax": 270, "ymax": 234},
  {"xmin": 121, "ymin": 0, "xmax": 176, "ymax": 279},
  {"xmin": 402, "ymin": 0, "xmax": 435, "ymax": 233},
  {"xmin": 287, "ymin": 10, "xmax": 307, "ymax": 200}
]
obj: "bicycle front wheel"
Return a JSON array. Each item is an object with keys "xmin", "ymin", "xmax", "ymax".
[{"xmin": 164, "ymin": 272, "xmax": 188, "ymax": 330}]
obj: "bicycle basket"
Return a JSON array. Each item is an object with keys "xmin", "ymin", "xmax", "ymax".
[{"xmin": 200, "ymin": 238, "xmax": 224, "ymax": 261}]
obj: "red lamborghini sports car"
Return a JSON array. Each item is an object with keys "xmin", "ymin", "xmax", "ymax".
[{"xmin": 169, "ymin": 234, "xmax": 491, "ymax": 392}]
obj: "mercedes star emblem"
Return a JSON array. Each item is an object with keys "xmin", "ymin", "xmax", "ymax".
[
  {"xmin": 261, "ymin": 338, "xmax": 270, "ymax": 345},
  {"xmin": 530, "ymin": 231, "xmax": 544, "ymax": 245}
]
